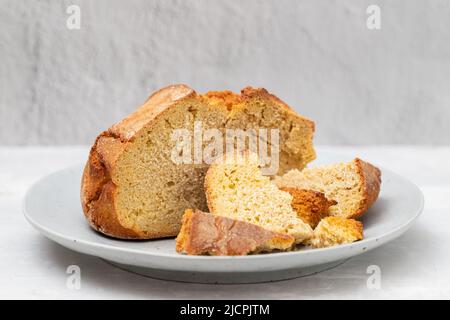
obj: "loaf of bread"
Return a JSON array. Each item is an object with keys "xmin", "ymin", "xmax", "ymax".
[
  {"xmin": 275, "ymin": 158, "xmax": 381, "ymax": 219},
  {"xmin": 81, "ymin": 85, "xmax": 316, "ymax": 239},
  {"xmin": 204, "ymin": 152, "xmax": 313, "ymax": 243},
  {"xmin": 176, "ymin": 209, "xmax": 295, "ymax": 255},
  {"xmin": 280, "ymin": 188, "xmax": 337, "ymax": 228},
  {"xmin": 308, "ymin": 216, "xmax": 363, "ymax": 248}
]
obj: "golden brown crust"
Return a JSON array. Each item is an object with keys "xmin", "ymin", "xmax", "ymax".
[
  {"xmin": 81, "ymin": 84, "xmax": 197, "ymax": 239},
  {"xmin": 240, "ymin": 87, "xmax": 316, "ymax": 133},
  {"xmin": 109, "ymin": 84, "xmax": 196, "ymax": 141},
  {"xmin": 201, "ymin": 90, "xmax": 243, "ymax": 110},
  {"xmin": 175, "ymin": 209, "xmax": 194, "ymax": 253},
  {"xmin": 351, "ymin": 158, "xmax": 382, "ymax": 219},
  {"xmin": 176, "ymin": 209, "xmax": 294, "ymax": 255},
  {"xmin": 280, "ymin": 188, "xmax": 337, "ymax": 228}
]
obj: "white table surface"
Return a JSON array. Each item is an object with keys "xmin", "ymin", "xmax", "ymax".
[{"xmin": 1, "ymin": 146, "xmax": 449, "ymax": 299}]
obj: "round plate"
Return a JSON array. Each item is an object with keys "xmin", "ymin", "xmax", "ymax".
[{"xmin": 23, "ymin": 158, "xmax": 424, "ymax": 284}]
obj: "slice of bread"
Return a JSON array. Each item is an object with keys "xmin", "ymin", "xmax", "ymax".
[
  {"xmin": 81, "ymin": 85, "xmax": 316, "ymax": 239},
  {"xmin": 204, "ymin": 152, "xmax": 313, "ymax": 243},
  {"xmin": 280, "ymin": 188, "xmax": 337, "ymax": 228},
  {"xmin": 275, "ymin": 158, "xmax": 381, "ymax": 219},
  {"xmin": 308, "ymin": 216, "xmax": 363, "ymax": 248},
  {"xmin": 202, "ymin": 89, "xmax": 316, "ymax": 173},
  {"xmin": 176, "ymin": 209, "xmax": 295, "ymax": 255}
]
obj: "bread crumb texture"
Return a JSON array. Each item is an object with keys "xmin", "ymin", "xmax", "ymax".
[
  {"xmin": 204, "ymin": 152, "xmax": 313, "ymax": 243},
  {"xmin": 308, "ymin": 216, "xmax": 363, "ymax": 248},
  {"xmin": 275, "ymin": 158, "xmax": 381, "ymax": 219}
]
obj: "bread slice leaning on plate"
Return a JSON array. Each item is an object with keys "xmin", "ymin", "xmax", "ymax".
[
  {"xmin": 81, "ymin": 84, "xmax": 316, "ymax": 239},
  {"xmin": 176, "ymin": 209, "xmax": 295, "ymax": 255},
  {"xmin": 204, "ymin": 152, "xmax": 313, "ymax": 243}
]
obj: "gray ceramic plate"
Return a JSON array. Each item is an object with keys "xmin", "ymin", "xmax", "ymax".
[{"xmin": 23, "ymin": 155, "xmax": 424, "ymax": 283}]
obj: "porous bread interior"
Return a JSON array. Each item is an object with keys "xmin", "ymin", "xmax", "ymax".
[
  {"xmin": 275, "ymin": 160, "xmax": 363, "ymax": 218},
  {"xmin": 309, "ymin": 216, "xmax": 363, "ymax": 248},
  {"xmin": 205, "ymin": 153, "xmax": 313, "ymax": 243},
  {"xmin": 114, "ymin": 98, "xmax": 228, "ymax": 237},
  {"xmin": 110, "ymin": 90, "xmax": 315, "ymax": 238},
  {"xmin": 206, "ymin": 91, "xmax": 315, "ymax": 174}
]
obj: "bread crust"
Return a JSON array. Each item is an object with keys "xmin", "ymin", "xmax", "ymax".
[
  {"xmin": 81, "ymin": 84, "xmax": 196, "ymax": 239},
  {"xmin": 280, "ymin": 188, "xmax": 337, "ymax": 228},
  {"xmin": 176, "ymin": 209, "xmax": 294, "ymax": 255},
  {"xmin": 351, "ymin": 158, "xmax": 382, "ymax": 219}
]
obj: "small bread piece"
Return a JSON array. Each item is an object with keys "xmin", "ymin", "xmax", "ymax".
[
  {"xmin": 176, "ymin": 209, "xmax": 295, "ymax": 255},
  {"xmin": 81, "ymin": 85, "xmax": 316, "ymax": 239},
  {"xmin": 308, "ymin": 216, "xmax": 363, "ymax": 248},
  {"xmin": 275, "ymin": 158, "xmax": 381, "ymax": 219},
  {"xmin": 205, "ymin": 152, "xmax": 313, "ymax": 243},
  {"xmin": 280, "ymin": 188, "xmax": 337, "ymax": 228}
]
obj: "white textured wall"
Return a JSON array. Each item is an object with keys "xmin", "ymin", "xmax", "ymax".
[{"xmin": 1, "ymin": 0, "xmax": 450, "ymax": 145}]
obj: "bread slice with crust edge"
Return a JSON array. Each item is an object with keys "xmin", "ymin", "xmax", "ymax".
[
  {"xmin": 176, "ymin": 209, "xmax": 295, "ymax": 255},
  {"xmin": 275, "ymin": 158, "xmax": 381, "ymax": 219},
  {"xmin": 204, "ymin": 152, "xmax": 313, "ymax": 243},
  {"xmin": 81, "ymin": 84, "xmax": 197, "ymax": 239}
]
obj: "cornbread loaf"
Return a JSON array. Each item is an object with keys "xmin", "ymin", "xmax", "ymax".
[
  {"xmin": 280, "ymin": 188, "xmax": 337, "ymax": 228},
  {"xmin": 81, "ymin": 84, "xmax": 316, "ymax": 239},
  {"xmin": 275, "ymin": 158, "xmax": 381, "ymax": 219},
  {"xmin": 176, "ymin": 209, "xmax": 295, "ymax": 255},
  {"xmin": 204, "ymin": 152, "xmax": 313, "ymax": 243},
  {"xmin": 308, "ymin": 216, "xmax": 363, "ymax": 248}
]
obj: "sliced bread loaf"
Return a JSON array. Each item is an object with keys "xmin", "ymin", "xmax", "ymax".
[
  {"xmin": 308, "ymin": 216, "xmax": 363, "ymax": 248},
  {"xmin": 81, "ymin": 85, "xmax": 315, "ymax": 239},
  {"xmin": 176, "ymin": 209, "xmax": 295, "ymax": 255},
  {"xmin": 204, "ymin": 152, "xmax": 313, "ymax": 243},
  {"xmin": 275, "ymin": 158, "xmax": 381, "ymax": 219}
]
